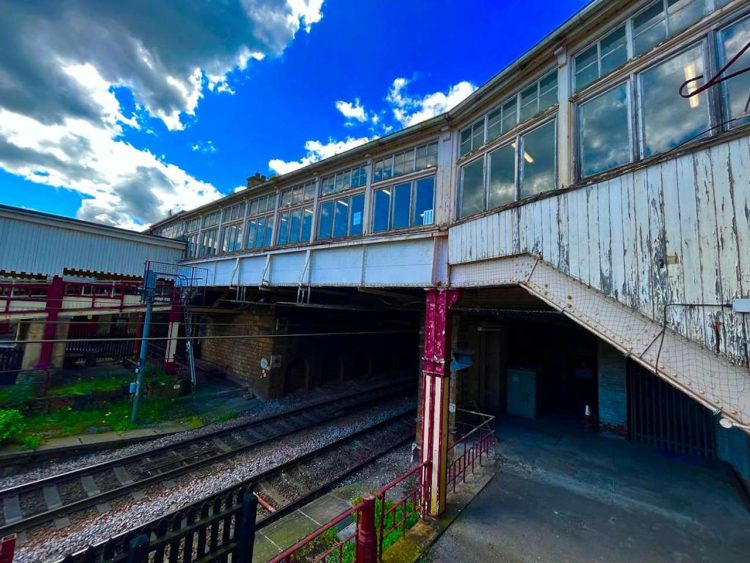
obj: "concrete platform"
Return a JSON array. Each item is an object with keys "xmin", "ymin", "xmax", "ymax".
[{"xmin": 425, "ymin": 415, "xmax": 750, "ymax": 562}]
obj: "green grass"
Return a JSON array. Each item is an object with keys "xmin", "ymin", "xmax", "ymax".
[
  {"xmin": 46, "ymin": 374, "xmax": 132, "ymax": 396},
  {"xmin": 18, "ymin": 395, "xmax": 188, "ymax": 437},
  {"xmin": 299, "ymin": 498, "xmax": 420, "ymax": 563}
]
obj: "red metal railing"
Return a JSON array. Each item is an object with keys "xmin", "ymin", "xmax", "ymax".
[
  {"xmin": 375, "ymin": 461, "xmax": 429, "ymax": 558},
  {"xmin": 447, "ymin": 409, "xmax": 496, "ymax": 492},
  {"xmin": 0, "ymin": 279, "xmax": 174, "ymax": 316},
  {"xmin": 269, "ymin": 410, "xmax": 496, "ymax": 562}
]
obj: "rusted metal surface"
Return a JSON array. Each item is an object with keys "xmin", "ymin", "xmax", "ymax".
[{"xmin": 448, "ymin": 136, "xmax": 750, "ymax": 368}]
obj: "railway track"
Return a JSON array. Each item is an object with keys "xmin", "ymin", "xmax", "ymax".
[
  {"xmin": 0, "ymin": 381, "xmax": 414, "ymax": 536},
  {"xmin": 57, "ymin": 409, "xmax": 416, "ymax": 563}
]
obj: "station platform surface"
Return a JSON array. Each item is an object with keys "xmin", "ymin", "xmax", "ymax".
[{"xmin": 425, "ymin": 415, "xmax": 750, "ymax": 562}]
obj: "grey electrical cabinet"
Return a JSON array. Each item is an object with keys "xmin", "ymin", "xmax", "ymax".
[{"xmin": 507, "ymin": 367, "xmax": 537, "ymax": 419}]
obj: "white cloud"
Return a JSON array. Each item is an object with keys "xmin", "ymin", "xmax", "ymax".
[
  {"xmin": 191, "ymin": 140, "xmax": 218, "ymax": 154},
  {"xmin": 268, "ymin": 136, "xmax": 371, "ymax": 175},
  {"xmin": 335, "ymin": 98, "xmax": 368, "ymax": 124},
  {"xmin": 0, "ymin": 0, "xmax": 324, "ymax": 229},
  {"xmin": 387, "ymin": 77, "xmax": 477, "ymax": 127}
]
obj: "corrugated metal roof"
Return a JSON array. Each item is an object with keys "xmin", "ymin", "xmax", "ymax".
[{"xmin": 0, "ymin": 205, "xmax": 185, "ymax": 278}]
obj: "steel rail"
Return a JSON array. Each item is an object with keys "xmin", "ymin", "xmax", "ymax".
[
  {"xmin": 0, "ymin": 382, "xmax": 415, "ymax": 535},
  {"xmin": 58, "ymin": 410, "xmax": 416, "ymax": 562}
]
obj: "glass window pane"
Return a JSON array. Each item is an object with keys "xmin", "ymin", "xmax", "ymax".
[
  {"xmin": 488, "ymin": 144, "xmax": 516, "ymax": 209},
  {"xmin": 520, "ymin": 120, "xmax": 556, "ymax": 199},
  {"xmin": 471, "ymin": 119, "xmax": 484, "ymax": 150},
  {"xmin": 576, "ymin": 45, "xmax": 600, "ymax": 91},
  {"xmin": 289, "ymin": 210, "xmax": 301, "ymax": 244},
  {"xmin": 351, "ymin": 166, "xmax": 367, "ymax": 187},
  {"xmin": 487, "ymin": 108, "xmax": 503, "ymax": 140},
  {"xmin": 720, "ymin": 16, "xmax": 750, "ymax": 126},
  {"xmin": 394, "ymin": 151, "xmax": 414, "ymax": 176},
  {"xmin": 373, "ymin": 189, "xmax": 391, "ymax": 232},
  {"xmin": 322, "ymin": 175, "xmax": 335, "ymax": 195},
  {"xmin": 293, "ymin": 186, "xmax": 303, "ymax": 204},
  {"xmin": 520, "ymin": 84, "xmax": 538, "ymax": 122},
  {"xmin": 413, "ymin": 177, "xmax": 435, "ymax": 226},
  {"xmin": 392, "ymin": 182, "xmax": 411, "ymax": 230},
  {"xmin": 580, "ymin": 83, "xmax": 632, "ymax": 177},
  {"xmin": 538, "ymin": 71, "xmax": 558, "ymax": 110},
  {"xmin": 502, "ymin": 98, "xmax": 518, "ymax": 133},
  {"xmin": 415, "ymin": 145, "xmax": 428, "ymax": 170},
  {"xmin": 277, "ymin": 213, "xmax": 289, "ymax": 245},
  {"xmin": 246, "ymin": 220, "xmax": 257, "ymax": 248},
  {"xmin": 633, "ymin": 1, "xmax": 667, "ymax": 56},
  {"xmin": 640, "ymin": 45, "xmax": 709, "ymax": 157},
  {"xmin": 460, "ymin": 159, "xmax": 485, "ymax": 218},
  {"xmin": 667, "ymin": 0, "xmax": 705, "ymax": 36},
  {"xmin": 600, "ymin": 26, "xmax": 628, "ymax": 76},
  {"xmin": 335, "ymin": 170, "xmax": 351, "ymax": 192},
  {"xmin": 264, "ymin": 217, "xmax": 274, "ymax": 247},
  {"xmin": 426, "ymin": 142, "xmax": 438, "ymax": 167},
  {"xmin": 254, "ymin": 218, "xmax": 266, "ymax": 248},
  {"xmin": 333, "ymin": 199, "xmax": 348, "ymax": 238},
  {"xmin": 304, "ymin": 182, "xmax": 317, "ymax": 200},
  {"xmin": 374, "ymin": 160, "xmax": 385, "ymax": 182},
  {"xmin": 317, "ymin": 201, "xmax": 333, "ymax": 239},
  {"xmin": 349, "ymin": 194, "xmax": 364, "ymax": 236},
  {"xmin": 460, "ymin": 128, "xmax": 472, "ymax": 156},
  {"xmin": 301, "ymin": 207, "xmax": 313, "ymax": 241}
]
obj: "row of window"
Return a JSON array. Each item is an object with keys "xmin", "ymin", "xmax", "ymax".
[
  {"xmin": 185, "ymin": 176, "xmax": 436, "ymax": 257},
  {"xmin": 575, "ymin": 0, "xmax": 733, "ymax": 92},
  {"xmin": 457, "ymin": 8, "xmax": 749, "ymax": 218},
  {"xmin": 176, "ymin": 2, "xmax": 747, "ymax": 249},
  {"xmin": 373, "ymin": 141, "xmax": 438, "ymax": 183},
  {"xmin": 578, "ymin": 14, "xmax": 749, "ymax": 177},
  {"xmin": 460, "ymin": 70, "xmax": 558, "ymax": 157}
]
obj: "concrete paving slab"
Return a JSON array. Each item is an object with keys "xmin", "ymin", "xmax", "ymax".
[
  {"xmin": 259, "ymin": 510, "xmax": 322, "ymax": 548},
  {"xmin": 299, "ymin": 493, "xmax": 351, "ymax": 526},
  {"xmin": 252, "ymin": 532, "xmax": 282, "ymax": 563}
]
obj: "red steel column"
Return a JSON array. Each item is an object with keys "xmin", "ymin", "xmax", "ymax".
[
  {"xmin": 35, "ymin": 276, "xmax": 65, "ymax": 369},
  {"xmin": 356, "ymin": 495, "xmax": 376, "ymax": 563},
  {"xmin": 164, "ymin": 303, "xmax": 182, "ymax": 374},
  {"xmin": 420, "ymin": 287, "xmax": 460, "ymax": 517}
]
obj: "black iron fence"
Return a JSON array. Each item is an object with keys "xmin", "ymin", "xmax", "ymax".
[
  {"xmin": 62, "ymin": 485, "xmax": 257, "ymax": 563},
  {"xmin": 0, "ymin": 347, "xmax": 22, "ymax": 384}
]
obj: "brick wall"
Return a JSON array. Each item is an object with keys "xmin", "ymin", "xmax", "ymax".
[
  {"xmin": 597, "ymin": 340, "xmax": 627, "ymax": 436},
  {"xmin": 201, "ymin": 308, "xmax": 279, "ymax": 398}
]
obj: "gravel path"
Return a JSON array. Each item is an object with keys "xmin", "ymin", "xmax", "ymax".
[
  {"xmin": 1, "ymin": 379, "xmax": 399, "ymax": 490},
  {"xmin": 14, "ymin": 395, "xmax": 415, "ymax": 563}
]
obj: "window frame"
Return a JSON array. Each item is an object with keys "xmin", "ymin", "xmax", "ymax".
[
  {"xmin": 316, "ymin": 191, "xmax": 366, "ymax": 241},
  {"xmin": 458, "ymin": 68, "xmax": 558, "ymax": 161},
  {"xmin": 371, "ymin": 174, "xmax": 436, "ymax": 233},
  {"xmin": 457, "ymin": 115, "xmax": 558, "ymax": 219}
]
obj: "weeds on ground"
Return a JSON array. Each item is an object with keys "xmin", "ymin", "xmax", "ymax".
[
  {"xmin": 46, "ymin": 374, "xmax": 132, "ymax": 396},
  {"xmin": 296, "ymin": 497, "xmax": 420, "ymax": 563}
]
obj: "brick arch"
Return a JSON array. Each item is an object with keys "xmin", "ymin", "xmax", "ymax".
[
  {"xmin": 284, "ymin": 356, "xmax": 309, "ymax": 394},
  {"xmin": 321, "ymin": 353, "xmax": 343, "ymax": 385}
]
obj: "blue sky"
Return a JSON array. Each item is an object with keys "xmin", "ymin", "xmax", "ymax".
[{"xmin": 0, "ymin": 0, "xmax": 588, "ymax": 229}]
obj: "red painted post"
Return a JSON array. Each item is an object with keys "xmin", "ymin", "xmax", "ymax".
[
  {"xmin": 420, "ymin": 287, "xmax": 460, "ymax": 517},
  {"xmin": 164, "ymin": 302, "xmax": 182, "ymax": 374},
  {"xmin": 36, "ymin": 276, "xmax": 65, "ymax": 369},
  {"xmin": 356, "ymin": 495, "xmax": 377, "ymax": 563},
  {"xmin": 0, "ymin": 534, "xmax": 16, "ymax": 563}
]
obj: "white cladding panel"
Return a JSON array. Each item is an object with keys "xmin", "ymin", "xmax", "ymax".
[
  {"xmin": 363, "ymin": 239, "xmax": 435, "ymax": 287},
  {"xmin": 269, "ymin": 252, "xmax": 307, "ymax": 286},
  {"xmin": 449, "ymin": 136, "xmax": 750, "ymax": 367},
  {"xmin": 0, "ymin": 212, "xmax": 184, "ymax": 278},
  {"xmin": 185, "ymin": 237, "xmax": 438, "ymax": 288},
  {"xmin": 309, "ymin": 246, "xmax": 364, "ymax": 286}
]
